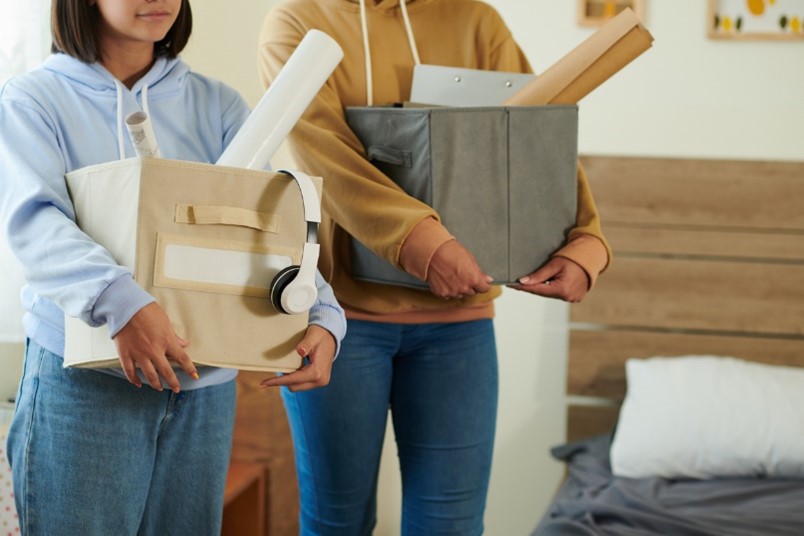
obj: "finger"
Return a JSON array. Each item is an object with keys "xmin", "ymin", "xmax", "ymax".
[
  {"xmin": 471, "ymin": 281, "xmax": 491, "ymax": 294},
  {"xmin": 262, "ymin": 355, "xmax": 311, "ymax": 387},
  {"xmin": 261, "ymin": 366, "xmax": 316, "ymax": 388},
  {"xmin": 137, "ymin": 360, "xmax": 164, "ymax": 392},
  {"xmin": 261, "ymin": 369, "xmax": 306, "ymax": 388},
  {"xmin": 259, "ymin": 372, "xmax": 283, "ymax": 386},
  {"xmin": 509, "ymin": 281, "xmax": 562, "ymax": 298},
  {"xmin": 518, "ymin": 271, "xmax": 558, "ymax": 286},
  {"xmin": 262, "ymin": 361, "xmax": 330, "ymax": 390},
  {"xmin": 266, "ymin": 373, "xmax": 331, "ymax": 392},
  {"xmin": 461, "ymin": 288, "xmax": 476, "ymax": 298},
  {"xmin": 480, "ymin": 273, "xmax": 494, "ymax": 289},
  {"xmin": 154, "ymin": 357, "xmax": 181, "ymax": 394},
  {"xmin": 120, "ymin": 357, "xmax": 142, "ymax": 388},
  {"xmin": 167, "ymin": 342, "xmax": 199, "ymax": 381}
]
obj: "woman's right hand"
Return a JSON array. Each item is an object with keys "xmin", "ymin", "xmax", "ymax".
[
  {"xmin": 112, "ymin": 302, "xmax": 198, "ymax": 392},
  {"xmin": 426, "ymin": 240, "xmax": 493, "ymax": 300}
]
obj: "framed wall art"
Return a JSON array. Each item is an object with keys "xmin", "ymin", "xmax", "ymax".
[
  {"xmin": 577, "ymin": 0, "xmax": 646, "ymax": 26},
  {"xmin": 708, "ymin": 0, "xmax": 804, "ymax": 39}
]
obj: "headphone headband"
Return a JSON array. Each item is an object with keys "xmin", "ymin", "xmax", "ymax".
[
  {"xmin": 270, "ymin": 169, "xmax": 321, "ymax": 315},
  {"xmin": 278, "ymin": 169, "xmax": 321, "ymax": 225}
]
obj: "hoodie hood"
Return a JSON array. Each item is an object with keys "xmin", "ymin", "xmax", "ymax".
[
  {"xmin": 2, "ymin": 52, "xmax": 247, "ymax": 171},
  {"xmin": 32, "ymin": 54, "xmax": 189, "ymax": 161},
  {"xmin": 38, "ymin": 54, "xmax": 190, "ymax": 160},
  {"xmin": 42, "ymin": 53, "xmax": 187, "ymax": 99}
]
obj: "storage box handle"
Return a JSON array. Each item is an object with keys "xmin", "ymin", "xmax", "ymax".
[
  {"xmin": 174, "ymin": 204, "xmax": 280, "ymax": 233},
  {"xmin": 367, "ymin": 145, "xmax": 413, "ymax": 168}
]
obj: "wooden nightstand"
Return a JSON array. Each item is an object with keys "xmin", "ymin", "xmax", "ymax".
[{"xmin": 222, "ymin": 460, "xmax": 266, "ymax": 536}]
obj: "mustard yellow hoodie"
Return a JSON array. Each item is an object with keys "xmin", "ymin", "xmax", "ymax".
[{"xmin": 259, "ymin": 0, "xmax": 611, "ymax": 322}]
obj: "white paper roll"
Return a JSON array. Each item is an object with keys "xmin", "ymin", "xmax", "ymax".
[
  {"xmin": 216, "ymin": 29, "xmax": 344, "ymax": 169},
  {"xmin": 125, "ymin": 111, "xmax": 161, "ymax": 158}
]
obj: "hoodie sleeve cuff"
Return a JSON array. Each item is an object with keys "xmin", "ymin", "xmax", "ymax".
[
  {"xmin": 552, "ymin": 233, "xmax": 610, "ymax": 289},
  {"xmin": 91, "ymin": 274, "xmax": 155, "ymax": 338},
  {"xmin": 398, "ymin": 217, "xmax": 455, "ymax": 281},
  {"xmin": 309, "ymin": 271, "xmax": 347, "ymax": 358}
]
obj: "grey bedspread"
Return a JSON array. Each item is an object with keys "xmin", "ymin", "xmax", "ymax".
[{"xmin": 533, "ymin": 434, "xmax": 804, "ymax": 536}]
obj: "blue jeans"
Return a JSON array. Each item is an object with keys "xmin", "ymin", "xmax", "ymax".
[
  {"xmin": 282, "ymin": 319, "xmax": 499, "ymax": 536},
  {"xmin": 6, "ymin": 339, "xmax": 237, "ymax": 536}
]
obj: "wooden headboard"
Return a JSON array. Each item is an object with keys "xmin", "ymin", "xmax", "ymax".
[{"xmin": 567, "ymin": 155, "xmax": 804, "ymax": 442}]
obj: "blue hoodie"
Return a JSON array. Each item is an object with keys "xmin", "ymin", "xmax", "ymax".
[{"xmin": 0, "ymin": 54, "xmax": 346, "ymax": 388}]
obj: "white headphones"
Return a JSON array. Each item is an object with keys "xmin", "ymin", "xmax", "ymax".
[{"xmin": 269, "ymin": 169, "xmax": 321, "ymax": 315}]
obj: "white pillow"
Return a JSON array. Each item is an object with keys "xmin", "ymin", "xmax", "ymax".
[{"xmin": 610, "ymin": 355, "xmax": 804, "ymax": 479}]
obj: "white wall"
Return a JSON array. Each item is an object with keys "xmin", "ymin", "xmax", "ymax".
[
  {"xmin": 1, "ymin": 0, "xmax": 801, "ymax": 533},
  {"xmin": 493, "ymin": 0, "xmax": 804, "ymax": 161},
  {"xmin": 0, "ymin": 1, "xmax": 50, "ymax": 403}
]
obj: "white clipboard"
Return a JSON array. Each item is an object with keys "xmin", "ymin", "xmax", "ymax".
[{"xmin": 409, "ymin": 64, "xmax": 536, "ymax": 107}]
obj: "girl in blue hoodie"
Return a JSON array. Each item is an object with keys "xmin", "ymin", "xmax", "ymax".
[{"xmin": 0, "ymin": 1, "xmax": 346, "ymax": 534}]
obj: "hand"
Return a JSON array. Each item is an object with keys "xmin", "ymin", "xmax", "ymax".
[
  {"xmin": 427, "ymin": 240, "xmax": 493, "ymax": 300},
  {"xmin": 508, "ymin": 257, "xmax": 590, "ymax": 303},
  {"xmin": 112, "ymin": 302, "xmax": 198, "ymax": 392},
  {"xmin": 260, "ymin": 325, "xmax": 336, "ymax": 392}
]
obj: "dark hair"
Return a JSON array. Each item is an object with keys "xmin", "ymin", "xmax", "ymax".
[{"xmin": 51, "ymin": 0, "xmax": 193, "ymax": 63}]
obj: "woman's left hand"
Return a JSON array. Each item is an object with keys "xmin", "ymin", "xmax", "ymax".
[
  {"xmin": 508, "ymin": 257, "xmax": 590, "ymax": 303},
  {"xmin": 260, "ymin": 325, "xmax": 336, "ymax": 392}
]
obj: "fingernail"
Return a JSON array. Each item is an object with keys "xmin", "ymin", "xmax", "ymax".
[
  {"xmin": 519, "ymin": 276, "xmax": 531, "ymax": 284},
  {"xmin": 191, "ymin": 371, "xmax": 199, "ymax": 380}
]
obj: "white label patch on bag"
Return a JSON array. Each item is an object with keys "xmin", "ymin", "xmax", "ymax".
[{"xmin": 154, "ymin": 233, "xmax": 296, "ymax": 297}]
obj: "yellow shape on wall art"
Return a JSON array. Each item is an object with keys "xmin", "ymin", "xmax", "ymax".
[{"xmin": 708, "ymin": 0, "xmax": 804, "ymax": 39}]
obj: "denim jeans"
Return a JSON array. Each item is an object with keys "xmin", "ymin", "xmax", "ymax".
[
  {"xmin": 6, "ymin": 339, "xmax": 237, "ymax": 536},
  {"xmin": 282, "ymin": 319, "xmax": 499, "ymax": 536}
]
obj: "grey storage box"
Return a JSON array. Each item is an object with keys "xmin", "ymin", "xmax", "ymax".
[{"xmin": 345, "ymin": 104, "xmax": 578, "ymax": 288}]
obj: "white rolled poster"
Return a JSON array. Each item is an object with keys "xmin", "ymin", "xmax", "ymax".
[
  {"xmin": 216, "ymin": 29, "xmax": 344, "ymax": 169},
  {"xmin": 125, "ymin": 111, "xmax": 161, "ymax": 158}
]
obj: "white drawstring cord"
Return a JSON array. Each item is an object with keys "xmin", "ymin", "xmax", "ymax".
[
  {"xmin": 358, "ymin": 0, "xmax": 374, "ymax": 106},
  {"xmin": 115, "ymin": 81, "xmax": 125, "ymax": 160},
  {"xmin": 359, "ymin": 0, "xmax": 420, "ymax": 106},
  {"xmin": 140, "ymin": 83, "xmax": 159, "ymax": 153},
  {"xmin": 399, "ymin": 0, "xmax": 421, "ymax": 66},
  {"xmin": 116, "ymin": 81, "xmax": 155, "ymax": 160},
  {"xmin": 141, "ymin": 83, "xmax": 150, "ymax": 116}
]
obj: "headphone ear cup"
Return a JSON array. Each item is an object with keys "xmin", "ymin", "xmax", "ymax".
[{"xmin": 270, "ymin": 265, "xmax": 300, "ymax": 315}]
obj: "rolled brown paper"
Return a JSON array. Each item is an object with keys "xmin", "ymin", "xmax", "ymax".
[{"xmin": 504, "ymin": 8, "xmax": 654, "ymax": 106}]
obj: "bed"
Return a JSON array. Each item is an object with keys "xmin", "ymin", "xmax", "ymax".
[{"xmin": 533, "ymin": 155, "xmax": 804, "ymax": 535}]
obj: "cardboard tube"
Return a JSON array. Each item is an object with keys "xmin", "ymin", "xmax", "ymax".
[
  {"xmin": 125, "ymin": 111, "xmax": 161, "ymax": 157},
  {"xmin": 504, "ymin": 8, "xmax": 654, "ymax": 106},
  {"xmin": 216, "ymin": 29, "xmax": 344, "ymax": 169}
]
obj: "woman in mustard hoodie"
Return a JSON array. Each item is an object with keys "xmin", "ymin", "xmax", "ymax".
[{"xmin": 259, "ymin": 1, "xmax": 611, "ymax": 534}]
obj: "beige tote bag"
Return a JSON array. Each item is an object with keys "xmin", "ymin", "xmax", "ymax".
[{"xmin": 64, "ymin": 157, "xmax": 322, "ymax": 372}]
